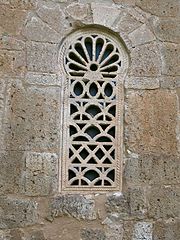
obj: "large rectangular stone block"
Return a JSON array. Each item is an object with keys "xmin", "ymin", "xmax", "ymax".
[
  {"xmin": 26, "ymin": 41, "xmax": 59, "ymax": 73},
  {"xmin": 125, "ymin": 90, "xmax": 178, "ymax": 155},
  {"xmin": 160, "ymin": 43, "xmax": 180, "ymax": 76},
  {"xmin": 0, "ymin": 151, "xmax": 24, "ymax": 194},
  {"xmin": 124, "ymin": 155, "xmax": 180, "ymax": 186},
  {"xmin": 2, "ymin": 80, "xmax": 61, "ymax": 152},
  {"xmin": 21, "ymin": 151, "xmax": 58, "ymax": 196},
  {"xmin": 129, "ymin": 42, "xmax": 161, "ymax": 77},
  {"xmin": 48, "ymin": 195, "xmax": 96, "ymax": 221},
  {"xmin": 147, "ymin": 186, "xmax": 180, "ymax": 219},
  {"xmin": 0, "ymin": 196, "xmax": 38, "ymax": 229}
]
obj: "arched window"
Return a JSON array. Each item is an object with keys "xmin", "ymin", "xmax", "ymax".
[{"xmin": 59, "ymin": 27, "xmax": 128, "ymax": 193}]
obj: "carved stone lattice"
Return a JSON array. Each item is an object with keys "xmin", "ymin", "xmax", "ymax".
[{"xmin": 59, "ymin": 28, "xmax": 128, "ymax": 192}]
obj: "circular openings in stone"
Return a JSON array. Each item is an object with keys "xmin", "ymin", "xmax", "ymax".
[
  {"xmin": 89, "ymin": 82, "xmax": 98, "ymax": 97},
  {"xmin": 66, "ymin": 34, "xmax": 122, "ymax": 77},
  {"xmin": 104, "ymin": 83, "xmax": 113, "ymax": 98}
]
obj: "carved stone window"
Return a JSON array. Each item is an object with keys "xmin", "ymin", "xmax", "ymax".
[{"xmin": 59, "ymin": 28, "xmax": 128, "ymax": 193}]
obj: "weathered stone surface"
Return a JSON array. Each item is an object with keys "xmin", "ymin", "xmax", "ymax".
[
  {"xmin": 22, "ymin": 151, "xmax": 58, "ymax": 196},
  {"xmin": 66, "ymin": 3, "xmax": 89, "ymax": 20},
  {"xmin": 3, "ymin": 80, "xmax": 61, "ymax": 152},
  {"xmin": 25, "ymin": 72, "xmax": 59, "ymax": 86},
  {"xmin": 80, "ymin": 228, "xmax": 106, "ymax": 240},
  {"xmin": 103, "ymin": 217, "xmax": 123, "ymax": 240},
  {"xmin": 125, "ymin": 76, "xmax": 159, "ymax": 89},
  {"xmin": 148, "ymin": 186, "xmax": 180, "ymax": 219},
  {"xmin": 49, "ymin": 195, "xmax": 96, "ymax": 220},
  {"xmin": 0, "ymin": 196, "xmax": 38, "ymax": 229},
  {"xmin": 0, "ymin": 6, "xmax": 26, "ymax": 35},
  {"xmin": 150, "ymin": 17, "xmax": 180, "ymax": 44},
  {"xmin": 36, "ymin": 1, "xmax": 69, "ymax": 34},
  {"xmin": 125, "ymin": 90, "xmax": 178, "ymax": 155},
  {"xmin": 124, "ymin": 155, "xmax": 180, "ymax": 186},
  {"xmin": 115, "ymin": 11, "xmax": 142, "ymax": 33},
  {"xmin": 106, "ymin": 188, "xmax": 146, "ymax": 219},
  {"xmin": 129, "ymin": 42, "xmax": 161, "ymax": 77},
  {"xmin": 135, "ymin": 0, "xmax": 180, "ymax": 17},
  {"xmin": 0, "ymin": 229, "xmax": 23, "ymax": 240},
  {"xmin": 0, "ymin": 80, "xmax": 5, "ymax": 145},
  {"xmin": 26, "ymin": 41, "xmax": 58, "ymax": 73},
  {"xmin": 0, "ymin": 50, "xmax": 26, "ymax": 77},
  {"xmin": 0, "ymin": 151, "xmax": 24, "ymax": 194},
  {"xmin": 0, "ymin": 36, "xmax": 25, "ymax": 50},
  {"xmin": 160, "ymin": 76, "xmax": 180, "ymax": 89},
  {"xmin": 26, "ymin": 230, "xmax": 46, "ymax": 240},
  {"xmin": 92, "ymin": 3, "xmax": 120, "ymax": 28},
  {"xmin": 0, "ymin": 0, "xmax": 37, "ymax": 10},
  {"xmin": 128, "ymin": 24, "xmax": 155, "ymax": 47},
  {"xmin": 153, "ymin": 220, "xmax": 180, "ymax": 240},
  {"xmin": 132, "ymin": 222, "xmax": 153, "ymax": 240},
  {"xmin": 160, "ymin": 43, "xmax": 180, "ymax": 76},
  {"xmin": 22, "ymin": 14, "xmax": 62, "ymax": 43},
  {"xmin": 114, "ymin": 0, "xmax": 135, "ymax": 5}
]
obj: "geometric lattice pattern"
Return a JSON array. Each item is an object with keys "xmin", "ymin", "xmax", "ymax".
[{"xmin": 59, "ymin": 28, "xmax": 128, "ymax": 192}]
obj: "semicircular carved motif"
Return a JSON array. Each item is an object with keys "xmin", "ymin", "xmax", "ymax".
[{"xmin": 59, "ymin": 28, "xmax": 129, "ymax": 192}]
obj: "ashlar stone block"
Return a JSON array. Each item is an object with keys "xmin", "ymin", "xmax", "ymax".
[
  {"xmin": 22, "ymin": 151, "xmax": 58, "ymax": 196},
  {"xmin": 132, "ymin": 222, "xmax": 153, "ymax": 240},
  {"xmin": 26, "ymin": 41, "xmax": 59, "ymax": 73},
  {"xmin": 135, "ymin": 0, "xmax": 180, "ymax": 17},
  {"xmin": 153, "ymin": 220, "xmax": 180, "ymax": 240},
  {"xmin": 22, "ymin": 14, "xmax": 62, "ymax": 43},
  {"xmin": 49, "ymin": 195, "xmax": 96, "ymax": 221},
  {"xmin": 91, "ymin": 3, "xmax": 120, "ymax": 28},
  {"xmin": 3, "ymin": 80, "xmax": 61, "ymax": 152},
  {"xmin": 36, "ymin": 1, "xmax": 69, "ymax": 34},
  {"xmin": 0, "ymin": 151, "xmax": 24, "ymax": 194},
  {"xmin": 160, "ymin": 43, "xmax": 180, "ymax": 76},
  {"xmin": 0, "ymin": 6, "xmax": 27, "ymax": 35},
  {"xmin": 80, "ymin": 228, "xmax": 106, "ymax": 240},
  {"xmin": 66, "ymin": 3, "xmax": 89, "ymax": 20},
  {"xmin": 125, "ymin": 90, "xmax": 178, "ymax": 155},
  {"xmin": 150, "ymin": 17, "xmax": 180, "ymax": 44},
  {"xmin": 0, "ymin": 196, "xmax": 38, "ymax": 229},
  {"xmin": 128, "ymin": 24, "xmax": 155, "ymax": 47},
  {"xmin": 148, "ymin": 186, "xmax": 180, "ymax": 219},
  {"xmin": 129, "ymin": 42, "xmax": 161, "ymax": 77}
]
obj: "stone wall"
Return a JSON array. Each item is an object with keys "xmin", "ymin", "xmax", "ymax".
[{"xmin": 0, "ymin": 0, "xmax": 179, "ymax": 239}]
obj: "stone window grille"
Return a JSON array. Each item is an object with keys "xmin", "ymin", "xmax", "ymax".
[{"xmin": 59, "ymin": 28, "xmax": 128, "ymax": 193}]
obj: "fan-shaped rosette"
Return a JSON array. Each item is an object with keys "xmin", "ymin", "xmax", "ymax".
[{"xmin": 65, "ymin": 35, "xmax": 122, "ymax": 78}]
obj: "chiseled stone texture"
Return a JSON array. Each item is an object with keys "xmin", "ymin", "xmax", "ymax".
[
  {"xmin": 91, "ymin": 3, "xmax": 120, "ymax": 28},
  {"xmin": 36, "ymin": 1, "xmax": 69, "ymax": 34},
  {"xmin": 3, "ymin": 80, "xmax": 61, "ymax": 152},
  {"xmin": 106, "ymin": 187, "xmax": 147, "ymax": 220},
  {"xmin": 0, "ymin": 50, "xmax": 26, "ymax": 77},
  {"xmin": 26, "ymin": 230, "xmax": 46, "ymax": 240},
  {"xmin": 0, "ymin": 0, "xmax": 37, "ymax": 10},
  {"xmin": 148, "ymin": 186, "xmax": 180, "ymax": 219},
  {"xmin": 0, "ymin": 151, "xmax": 24, "ymax": 194},
  {"xmin": 129, "ymin": 42, "xmax": 161, "ymax": 77},
  {"xmin": 0, "ymin": 229, "xmax": 23, "ymax": 240},
  {"xmin": 150, "ymin": 17, "xmax": 180, "ymax": 44},
  {"xmin": 135, "ymin": 0, "xmax": 180, "ymax": 17},
  {"xmin": 0, "ymin": 6, "xmax": 27, "ymax": 35},
  {"xmin": 160, "ymin": 43, "xmax": 180, "ymax": 76},
  {"xmin": 21, "ymin": 151, "xmax": 58, "ymax": 196},
  {"xmin": 125, "ymin": 90, "xmax": 178, "ymax": 155},
  {"xmin": 80, "ymin": 228, "xmax": 106, "ymax": 240},
  {"xmin": 22, "ymin": 13, "xmax": 62, "ymax": 43},
  {"xmin": 66, "ymin": 3, "xmax": 89, "ymax": 20},
  {"xmin": 132, "ymin": 222, "xmax": 152, "ymax": 240},
  {"xmin": 153, "ymin": 220, "xmax": 180, "ymax": 240},
  {"xmin": 0, "ymin": 196, "xmax": 38, "ymax": 229},
  {"xmin": 25, "ymin": 72, "xmax": 59, "ymax": 86},
  {"xmin": 125, "ymin": 76, "xmax": 159, "ymax": 89},
  {"xmin": 26, "ymin": 41, "xmax": 59, "ymax": 73},
  {"xmin": 49, "ymin": 195, "xmax": 96, "ymax": 220},
  {"xmin": 128, "ymin": 24, "xmax": 155, "ymax": 47},
  {"xmin": 124, "ymin": 155, "xmax": 180, "ymax": 186},
  {"xmin": 0, "ymin": 36, "xmax": 25, "ymax": 50}
]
